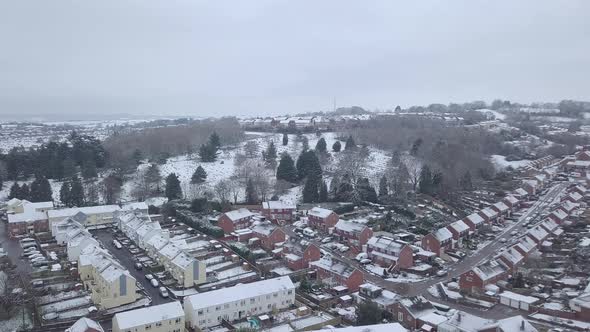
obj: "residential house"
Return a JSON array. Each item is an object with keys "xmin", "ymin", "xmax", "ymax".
[
  {"xmin": 491, "ymin": 201, "xmax": 511, "ymax": 217},
  {"xmin": 7, "ymin": 211, "xmax": 49, "ymax": 236},
  {"xmin": 251, "ymin": 222, "xmax": 286, "ymax": 250},
  {"xmin": 78, "ymin": 248, "xmax": 137, "ymax": 309},
  {"xmin": 522, "ymin": 179, "xmax": 539, "ymax": 196},
  {"xmin": 421, "ymin": 228, "xmax": 453, "ymax": 256},
  {"xmin": 392, "ymin": 296, "xmax": 436, "ymax": 330},
  {"xmin": 355, "ymin": 283, "xmax": 399, "ymax": 314},
  {"xmin": 261, "ymin": 201, "xmax": 296, "ymax": 223},
  {"xmin": 66, "ymin": 317, "xmax": 105, "ymax": 332},
  {"xmin": 513, "ymin": 236, "xmax": 537, "ymax": 258},
  {"xmin": 479, "ymin": 316, "xmax": 538, "ymax": 332},
  {"xmin": 184, "ymin": 277, "xmax": 295, "ymax": 330},
  {"xmin": 497, "ymin": 246, "xmax": 524, "ymax": 273},
  {"xmin": 478, "ymin": 207, "xmax": 501, "ymax": 224},
  {"xmin": 48, "ymin": 205, "xmax": 121, "ymax": 231},
  {"xmin": 502, "ymin": 195, "xmax": 520, "ymax": 211},
  {"xmin": 112, "ymin": 301, "xmax": 184, "ymax": 332},
  {"xmin": 526, "ymin": 226, "xmax": 549, "ymax": 245},
  {"xmin": 438, "ymin": 311, "xmax": 493, "ymax": 332},
  {"xmin": 446, "ymin": 220, "xmax": 470, "ymax": 246},
  {"xmin": 548, "ymin": 209, "xmax": 568, "ymax": 225},
  {"xmin": 217, "ymin": 208, "xmax": 255, "ymax": 234},
  {"xmin": 462, "ymin": 213, "xmax": 484, "ymax": 231},
  {"xmin": 281, "ymin": 239, "xmax": 321, "ymax": 270},
  {"xmin": 334, "ymin": 220, "xmax": 374, "ymax": 249},
  {"xmin": 307, "ymin": 207, "xmax": 339, "ymax": 232},
  {"xmin": 308, "ymin": 323, "xmax": 407, "ymax": 332},
  {"xmin": 513, "ymin": 188, "xmax": 529, "ymax": 200},
  {"xmin": 366, "ymin": 236, "xmax": 414, "ymax": 270},
  {"xmin": 310, "ymin": 255, "xmax": 364, "ymax": 291},
  {"xmin": 459, "ymin": 259, "xmax": 508, "ymax": 292},
  {"xmin": 563, "ymin": 191, "xmax": 583, "ymax": 204},
  {"xmin": 557, "ymin": 200, "xmax": 578, "ymax": 216}
]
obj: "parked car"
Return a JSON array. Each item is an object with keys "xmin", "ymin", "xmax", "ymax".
[
  {"xmin": 150, "ymin": 279, "xmax": 159, "ymax": 288},
  {"xmin": 145, "ymin": 274, "xmax": 154, "ymax": 281},
  {"xmin": 112, "ymin": 240, "xmax": 122, "ymax": 249},
  {"xmin": 436, "ymin": 270, "xmax": 448, "ymax": 277},
  {"xmin": 303, "ymin": 228, "xmax": 316, "ymax": 238},
  {"xmin": 134, "ymin": 262, "xmax": 143, "ymax": 270},
  {"xmin": 339, "ymin": 246, "xmax": 350, "ymax": 252},
  {"xmin": 355, "ymin": 253, "xmax": 368, "ymax": 261},
  {"xmin": 499, "ymin": 238, "xmax": 507, "ymax": 243},
  {"xmin": 510, "ymin": 231, "xmax": 518, "ymax": 236},
  {"xmin": 360, "ymin": 259, "xmax": 372, "ymax": 265},
  {"xmin": 321, "ymin": 237, "xmax": 333, "ymax": 244},
  {"xmin": 159, "ymin": 286, "xmax": 169, "ymax": 298},
  {"xmin": 43, "ymin": 312, "xmax": 58, "ymax": 321}
]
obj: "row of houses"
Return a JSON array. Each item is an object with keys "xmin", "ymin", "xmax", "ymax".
[
  {"xmin": 5, "ymin": 198, "xmax": 139, "ymax": 237},
  {"xmin": 116, "ymin": 210, "xmax": 207, "ymax": 288},
  {"xmin": 421, "ymin": 194, "xmax": 522, "ymax": 257}
]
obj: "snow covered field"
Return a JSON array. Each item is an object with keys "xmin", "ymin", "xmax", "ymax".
[{"xmin": 490, "ymin": 155, "xmax": 531, "ymax": 171}]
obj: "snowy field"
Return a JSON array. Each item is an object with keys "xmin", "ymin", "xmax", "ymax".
[{"xmin": 490, "ymin": 155, "xmax": 531, "ymax": 171}]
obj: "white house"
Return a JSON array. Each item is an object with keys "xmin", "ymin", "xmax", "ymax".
[
  {"xmin": 184, "ymin": 276, "xmax": 295, "ymax": 329},
  {"xmin": 112, "ymin": 301, "xmax": 184, "ymax": 332}
]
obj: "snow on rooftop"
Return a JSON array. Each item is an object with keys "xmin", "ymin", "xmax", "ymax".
[
  {"xmin": 262, "ymin": 201, "xmax": 296, "ymax": 210},
  {"xmin": 224, "ymin": 208, "xmax": 254, "ymax": 222},
  {"xmin": 493, "ymin": 201, "xmax": 509, "ymax": 212},
  {"xmin": 551, "ymin": 209, "xmax": 568, "ymax": 220},
  {"xmin": 113, "ymin": 301, "xmax": 184, "ymax": 330},
  {"xmin": 449, "ymin": 220, "xmax": 469, "ymax": 233},
  {"xmin": 527, "ymin": 226, "xmax": 548, "ymax": 242},
  {"xmin": 479, "ymin": 207, "xmax": 498, "ymax": 219},
  {"xmin": 472, "ymin": 259, "xmax": 506, "ymax": 281},
  {"xmin": 367, "ymin": 236, "xmax": 406, "ymax": 254},
  {"xmin": 433, "ymin": 227, "xmax": 452, "ymax": 242},
  {"xmin": 66, "ymin": 317, "xmax": 104, "ymax": 332},
  {"xmin": 465, "ymin": 213, "xmax": 484, "ymax": 226},
  {"xmin": 439, "ymin": 310, "xmax": 494, "ymax": 331},
  {"xmin": 514, "ymin": 188, "xmax": 528, "ymax": 196},
  {"xmin": 308, "ymin": 207, "xmax": 334, "ymax": 218},
  {"xmin": 7, "ymin": 211, "xmax": 47, "ymax": 223},
  {"xmin": 251, "ymin": 222, "xmax": 279, "ymax": 236},
  {"xmin": 185, "ymin": 277, "xmax": 294, "ymax": 311},
  {"xmin": 490, "ymin": 316, "xmax": 538, "ymax": 332},
  {"xmin": 308, "ymin": 323, "xmax": 407, "ymax": 332},
  {"xmin": 335, "ymin": 220, "xmax": 368, "ymax": 233},
  {"xmin": 500, "ymin": 291, "xmax": 539, "ymax": 304},
  {"xmin": 48, "ymin": 205, "xmax": 121, "ymax": 219},
  {"xmin": 504, "ymin": 195, "xmax": 519, "ymax": 205}
]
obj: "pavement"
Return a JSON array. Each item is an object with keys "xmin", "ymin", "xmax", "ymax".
[
  {"xmin": 92, "ymin": 229, "xmax": 173, "ymax": 306},
  {"xmin": 282, "ymin": 181, "xmax": 568, "ymax": 318}
]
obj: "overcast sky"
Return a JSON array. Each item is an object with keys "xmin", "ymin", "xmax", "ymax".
[{"xmin": 1, "ymin": 1, "xmax": 589, "ymax": 119}]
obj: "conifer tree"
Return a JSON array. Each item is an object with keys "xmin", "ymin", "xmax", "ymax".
[
  {"xmin": 165, "ymin": 173, "xmax": 183, "ymax": 200},
  {"xmin": 191, "ymin": 166, "xmax": 207, "ymax": 184}
]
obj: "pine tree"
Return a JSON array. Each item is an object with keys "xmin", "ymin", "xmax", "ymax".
[
  {"xmin": 301, "ymin": 136, "xmax": 309, "ymax": 151},
  {"xmin": 276, "ymin": 153, "xmax": 298, "ymax": 183},
  {"xmin": 0, "ymin": 174, "xmax": 3, "ymax": 190},
  {"xmin": 30, "ymin": 176, "xmax": 53, "ymax": 202},
  {"xmin": 419, "ymin": 165, "xmax": 433, "ymax": 194},
  {"xmin": 315, "ymin": 138, "xmax": 327, "ymax": 153},
  {"xmin": 336, "ymin": 174, "xmax": 354, "ymax": 201},
  {"xmin": 8, "ymin": 182, "xmax": 20, "ymax": 199},
  {"xmin": 266, "ymin": 141, "xmax": 277, "ymax": 160},
  {"xmin": 62, "ymin": 157, "xmax": 76, "ymax": 179},
  {"xmin": 378, "ymin": 176, "xmax": 388, "ymax": 197},
  {"xmin": 199, "ymin": 144, "xmax": 218, "ymax": 162},
  {"xmin": 19, "ymin": 183, "xmax": 30, "ymax": 200},
  {"xmin": 296, "ymin": 150, "xmax": 322, "ymax": 180},
  {"xmin": 165, "ymin": 173, "xmax": 183, "ymax": 200},
  {"xmin": 209, "ymin": 131, "xmax": 221, "ymax": 149},
  {"xmin": 144, "ymin": 163, "xmax": 162, "ymax": 193},
  {"xmin": 319, "ymin": 181, "xmax": 328, "ymax": 202},
  {"xmin": 60, "ymin": 182, "xmax": 71, "ymax": 207},
  {"xmin": 191, "ymin": 166, "xmax": 207, "ymax": 184},
  {"xmin": 81, "ymin": 159, "xmax": 98, "ymax": 179},
  {"xmin": 245, "ymin": 178, "xmax": 258, "ymax": 204},
  {"xmin": 302, "ymin": 176, "xmax": 320, "ymax": 203},
  {"xmin": 332, "ymin": 141, "xmax": 341, "ymax": 152},
  {"xmin": 70, "ymin": 176, "xmax": 85, "ymax": 207},
  {"xmin": 85, "ymin": 182, "xmax": 99, "ymax": 206},
  {"xmin": 356, "ymin": 178, "xmax": 377, "ymax": 203},
  {"xmin": 345, "ymin": 135, "xmax": 356, "ymax": 150},
  {"xmin": 282, "ymin": 133, "xmax": 288, "ymax": 146},
  {"xmin": 329, "ymin": 175, "xmax": 340, "ymax": 199}
]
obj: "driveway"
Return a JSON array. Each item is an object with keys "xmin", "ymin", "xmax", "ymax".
[{"xmin": 92, "ymin": 229, "xmax": 173, "ymax": 305}]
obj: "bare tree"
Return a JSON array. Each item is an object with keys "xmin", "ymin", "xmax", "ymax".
[
  {"xmin": 214, "ymin": 180, "xmax": 231, "ymax": 203},
  {"xmin": 228, "ymin": 177, "xmax": 241, "ymax": 204},
  {"xmin": 403, "ymin": 155, "xmax": 421, "ymax": 191},
  {"xmin": 244, "ymin": 141, "xmax": 259, "ymax": 158}
]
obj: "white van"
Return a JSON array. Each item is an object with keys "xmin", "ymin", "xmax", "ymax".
[
  {"xmin": 112, "ymin": 240, "xmax": 122, "ymax": 249},
  {"xmin": 303, "ymin": 228, "xmax": 316, "ymax": 238}
]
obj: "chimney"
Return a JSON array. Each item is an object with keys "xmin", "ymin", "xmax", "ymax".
[{"xmin": 520, "ymin": 320, "xmax": 525, "ymax": 331}]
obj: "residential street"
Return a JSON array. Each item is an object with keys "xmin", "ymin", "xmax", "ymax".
[{"xmin": 93, "ymin": 229, "xmax": 173, "ymax": 306}]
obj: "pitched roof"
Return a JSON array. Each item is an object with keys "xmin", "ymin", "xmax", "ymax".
[
  {"xmin": 67, "ymin": 317, "xmax": 105, "ymax": 332},
  {"xmin": 262, "ymin": 201, "xmax": 296, "ymax": 210},
  {"xmin": 492, "ymin": 201, "xmax": 509, "ymax": 212},
  {"xmin": 308, "ymin": 207, "xmax": 334, "ymax": 218},
  {"xmin": 367, "ymin": 236, "xmax": 407, "ymax": 255},
  {"xmin": 335, "ymin": 220, "xmax": 368, "ymax": 233},
  {"xmin": 310, "ymin": 255, "xmax": 359, "ymax": 278},
  {"xmin": 433, "ymin": 228, "xmax": 452, "ymax": 242},
  {"xmin": 224, "ymin": 208, "xmax": 254, "ymax": 222},
  {"xmin": 472, "ymin": 259, "xmax": 507, "ymax": 282},
  {"xmin": 465, "ymin": 213, "xmax": 484, "ymax": 226},
  {"xmin": 113, "ymin": 301, "xmax": 184, "ymax": 330},
  {"xmin": 448, "ymin": 220, "xmax": 470, "ymax": 234}
]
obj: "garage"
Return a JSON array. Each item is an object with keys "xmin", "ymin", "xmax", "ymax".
[{"xmin": 499, "ymin": 291, "xmax": 539, "ymax": 311}]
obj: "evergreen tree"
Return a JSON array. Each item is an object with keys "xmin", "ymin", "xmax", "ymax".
[
  {"xmin": 276, "ymin": 153, "xmax": 298, "ymax": 183},
  {"xmin": 336, "ymin": 174, "xmax": 354, "ymax": 201},
  {"xmin": 191, "ymin": 166, "xmax": 207, "ymax": 184},
  {"xmin": 319, "ymin": 181, "xmax": 328, "ymax": 202},
  {"xmin": 459, "ymin": 171, "xmax": 473, "ymax": 190},
  {"xmin": 378, "ymin": 175, "xmax": 388, "ymax": 197},
  {"xmin": 264, "ymin": 141, "xmax": 278, "ymax": 169},
  {"xmin": 69, "ymin": 176, "xmax": 85, "ymax": 207},
  {"xmin": 329, "ymin": 175, "xmax": 340, "ymax": 199},
  {"xmin": 30, "ymin": 176, "xmax": 53, "ymax": 202},
  {"xmin": 302, "ymin": 176, "xmax": 320, "ymax": 203},
  {"xmin": 62, "ymin": 157, "xmax": 76, "ymax": 179},
  {"xmin": 356, "ymin": 178, "xmax": 377, "ymax": 203},
  {"xmin": 315, "ymin": 138, "xmax": 327, "ymax": 153},
  {"xmin": 81, "ymin": 159, "xmax": 98, "ymax": 179},
  {"xmin": 144, "ymin": 163, "xmax": 162, "ymax": 193},
  {"xmin": 332, "ymin": 141, "xmax": 341, "ymax": 152},
  {"xmin": 410, "ymin": 138, "xmax": 423, "ymax": 156},
  {"xmin": 345, "ymin": 135, "xmax": 356, "ymax": 150},
  {"xmin": 419, "ymin": 165, "xmax": 433, "ymax": 194},
  {"xmin": 165, "ymin": 173, "xmax": 183, "ymax": 200},
  {"xmin": 60, "ymin": 182, "xmax": 71, "ymax": 207},
  {"xmin": 282, "ymin": 133, "xmax": 288, "ymax": 146},
  {"xmin": 199, "ymin": 144, "xmax": 218, "ymax": 162},
  {"xmin": 296, "ymin": 150, "xmax": 322, "ymax": 180},
  {"xmin": 0, "ymin": 174, "xmax": 3, "ymax": 190},
  {"xmin": 8, "ymin": 182, "xmax": 20, "ymax": 200},
  {"xmin": 85, "ymin": 182, "xmax": 99, "ymax": 206},
  {"xmin": 245, "ymin": 178, "xmax": 258, "ymax": 204},
  {"xmin": 19, "ymin": 183, "xmax": 30, "ymax": 200},
  {"xmin": 209, "ymin": 131, "xmax": 221, "ymax": 149}
]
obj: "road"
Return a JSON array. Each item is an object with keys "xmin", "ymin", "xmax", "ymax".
[
  {"xmin": 284, "ymin": 181, "xmax": 567, "ymax": 317},
  {"xmin": 0, "ymin": 222, "xmax": 33, "ymax": 274},
  {"xmin": 92, "ymin": 229, "xmax": 173, "ymax": 306}
]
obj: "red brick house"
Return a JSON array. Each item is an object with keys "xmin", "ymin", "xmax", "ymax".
[
  {"xmin": 67, "ymin": 317, "xmax": 105, "ymax": 332},
  {"xmin": 459, "ymin": 259, "xmax": 508, "ymax": 292},
  {"xmin": 307, "ymin": 207, "xmax": 338, "ymax": 232},
  {"xmin": 250, "ymin": 222, "xmax": 286, "ymax": 250},
  {"xmin": 570, "ymin": 185, "xmax": 588, "ymax": 197},
  {"xmin": 261, "ymin": 201, "xmax": 296, "ymax": 223},
  {"xmin": 392, "ymin": 296, "xmax": 435, "ymax": 330},
  {"xmin": 7, "ymin": 212, "xmax": 49, "ymax": 237},
  {"xmin": 563, "ymin": 192, "xmax": 583, "ymax": 204},
  {"xmin": 557, "ymin": 200, "xmax": 577, "ymax": 216},
  {"xmin": 309, "ymin": 256, "xmax": 364, "ymax": 291},
  {"xmin": 513, "ymin": 187, "xmax": 529, "ymax": 200},
  {"xmin": 366, "ymin": 236, "xmax": 414, "ymax": 270},
  {"xmin": 281, "ymin": 240, "xmax": 321, "ymax": 270},
  {"xmin": 497, "ymin": 246, "xmax": 524, "ymax": 273},
  {"xmin": 526, "ymin": 226, "xmax": 549, "ymax": 245},
  {"xmin": 491, "ymin": 201, "xmax": 511, "ymax": 217},
  {"xmin": 217, "ymin": 208, "xmax": 255, "ymax": 234},
  {"xmin": 522, "ymin": 179, "xmax": 540, "ymax": 196},
  {"xmin": 576, "ymin": 150, "xmax": 590, "ymax": 161},
  {"xmin": 513, "ymin": 236, "xmax": 537, "ymax": 258},
  {"xmin": 334, "ymin": 220, "xmax": 373, "ymax": 249},
  {"xmin": 462, "ymin": 213, "xmax": 485, "ymax": 231},
  {"xmin": 421, "ymin": 228, "xmax": 453, "ymax": 256},
  {"xmin": 540, "ymin": 219, "xmax": 559, "ymax": 234},
  {"xmin": 503, "ymin": 195, "xmax": 521, "ymax": 212},
  {"xmin": 446, "ymin": 220, "xmax": 470, "ymax": 246},
  {"xmin": 548, "ymin": 209, "xmax": 568, "ymax": 225},
  {"xmin": 478, "ymin": 207, "xmax": 501, "ymax": 223}
]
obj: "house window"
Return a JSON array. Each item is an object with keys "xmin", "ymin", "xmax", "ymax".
[
  {"xmin": 198, "ymin": 310, "xmax": 203, "ymax": 315},
  {"xmin": 156, "ymin": 322, "xmax": 162, "ymax": 327},
  {"xmin": 466, "ymin": 277, "xmax": 473, "ymax": 282},
  {"xmin": 175, "ymin": 318, "xmax": 181, "ymax": 323},
  {"xmin": 397, "ymin": 312, "xmax": 403, "ymax": 321},
  {"xmin": 250, "ymin": 298, "xmax": 255, "ymax": 304},
  {"xmin": 287, "ymin": 290, "xmax": 293, "ymax": 294}
]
